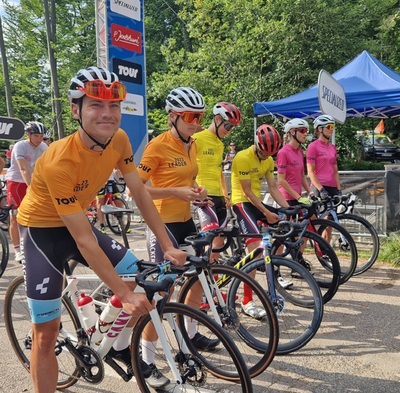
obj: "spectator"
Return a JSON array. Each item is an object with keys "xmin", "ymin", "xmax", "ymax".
[
  {"xmin": 6, "ymin": 143, "xmax": 14, "ymax": 168},
  {"xmin": 5, "ymin": 121, "xmax": 48, "ymax": 261},
  {"xmin": 224, "ymin": 141, "xmax": 237, "ymax": 171}
]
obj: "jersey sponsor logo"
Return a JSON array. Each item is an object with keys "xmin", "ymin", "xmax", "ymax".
[
  {"xmin": 74, "ymin": 180, "xmax": 89, "ymax": 192},
  {"xmin": 55, "ymin": 195, "xmax": 77, "ymax": 205},
  {"xmin": 202, "ymin": 148, "xmax": 214, "ymax": 155},
  {"xmin": 168, "ymin": 157, "xmax": 187, "ymax": 168},
  {"xmin": 138, "ymin": 163, "xmax": 151, "ymax": 173},
  {"xmin": 124, "ymin": 155, "xmax": 134, "ymax": 165},
  {"xmin": 36, "ymin": 277, "xmax": 50, "ymax": 294}
]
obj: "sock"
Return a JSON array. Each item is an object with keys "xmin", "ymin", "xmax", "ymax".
[
  {"xmin": 184, "ymin": 316, "xmax": 197, "ymax": 339},
  {"xmin": 243, "ymin": 284, "xmax": 253, "ymax": 305},
  {"xmin": 141, "ymin": 339, "xmax": 158, "ymax": 365},
  {"xmin": 112, "ymin": 326, "xmax": 134, "ymax": 351}
]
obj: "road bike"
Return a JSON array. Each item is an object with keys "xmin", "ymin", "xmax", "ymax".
[
  {"xmin": 86, "ymin": 180, "xmax": 131, "ymax": 235},
  {"xmin": 0, "ymin": 205, "xmax": 12, "ymax": 278},
  {"xmin": 75, "ymin": 204, "xmax": 279, "ymax": 379},
  {"xmin": 317, "ymin": 193, "xmax": 380, "ymax": 275},
  {"xmin": 4, "ymin": 260, "xmax": 253, "ymax": 392},
  {"xmin": 220, "ymin": 205, "xmax": 341, "ymax": 304},
  {"xmin": 189, "ymin": 217, "xmax": 324, "ymax": 356}
]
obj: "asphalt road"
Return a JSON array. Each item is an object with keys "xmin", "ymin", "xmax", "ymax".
[{"xmin": 1, "ymin": 225, "xmax": 399, "ymax": 392}]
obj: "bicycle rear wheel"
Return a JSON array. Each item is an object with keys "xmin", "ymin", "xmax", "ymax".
[
  {"xmin": 4, "ymin": 276, "xmax": 81, "ymax": 389},
  {"xmin": 105, "ymin": 196, "xmax": 131, "ymax": 235},
  {"xmin": 131, "ymin": 303, "xmax": 253, "ymax": 392},
  {"xmin": 177, "ymin": 264, "xmax": 279, "ymax": 378},
  {"xmin": 0, "ymin": 228, "xmax": 9, "ymax": 278},
  {"xmin": 310, "ymin": 218, "xmax": 358, "ymax": 284},
  {"xmin": 241, "ymin": 257, "xmax": 324, "ymax": 355},
  {"xmin": 272, "ymin": 230, "xmax": 341, "ymax": 303},
  {"xmin": 337, "ymin": 213, "xmax": 380, "ymax": 275}
]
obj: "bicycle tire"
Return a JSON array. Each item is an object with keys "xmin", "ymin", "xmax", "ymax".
[
  {"xmin": 271, "ymin": 230, "xmax": 341, "ymax": 303},
  {"xmin": 241, "ymin": 257, "xmax": 324, "ymax": 355},
  {"xmin": 4, "ymin": 276, "xmax": 81, "ymax": 389},
  {"xmin": 336, "ymin": 213, "xmax": 380, "ymax": 275},
  {"xmin": 177, "ymin": 264, "xmax": 279, "ymax": 378},
  {"xmin": 105, "ymin": 195, "xmax": 131, "ymax": 235},
  {"xmin": 131, "ymin": 302, "xmax": 253, "ymax": 392},
  {"xmin": 310, "ymin": 218, "xmax": 358, "ymax": 284},
  {"xmin": 0, "ymin": 228, "xmax": 10, "ymax": 278}
]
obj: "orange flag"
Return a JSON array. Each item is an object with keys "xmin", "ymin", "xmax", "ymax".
[{"xmin": 374, "ymin": 119, "xmax": 385, "ymax": 134}]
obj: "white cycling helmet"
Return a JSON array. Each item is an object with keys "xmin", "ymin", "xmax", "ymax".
[
  {"xmin": 313, "ymin": 114, "xmax": 335, "ymax": 129},
  {"xmin": 283, "ymin": 118, "xmax": 309, "ymax": 133},
  {"xmin": 24, "ymin": 121, "xmax": 48, "ymax": 135},
  {"xmin": 165, "ymin": 87, "xmax": 205, "ymax": 113},
  {"xmin": 68, "ymin": 66, "xmax": 120, "ymax": 100}
]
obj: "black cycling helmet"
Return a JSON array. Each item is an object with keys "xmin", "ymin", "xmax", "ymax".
[{"xmin": 25, "ymin": 121, "xmax": 47, "ymax": 135}]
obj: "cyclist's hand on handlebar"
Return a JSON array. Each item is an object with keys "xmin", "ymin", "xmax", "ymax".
[
  {"xmin": 263, "ymin": 210, "xmax": 280, "ymax": 224},
  {"xmin": 297, "ymin": 196, "xmax": 312, "ymax": 205},
  {"xmin": 163, "ymin": 247, "xmax": 187, "ymax": 266},
  {"xmin": 120, "ymin": 292, "xmax": 155, "ymax": 317},
  {"xmin": 319, "ymin": 187, "xmax": 329, "ymax": 200}
]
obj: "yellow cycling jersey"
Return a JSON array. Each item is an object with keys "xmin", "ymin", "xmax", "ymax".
[
  {"xmin": 137, "ymin": 130, "xmax": 197, "ymax": 223},
  {"xmin": 193, "ymin": 129, "xmax": 224, "ymax": 196},
  {"xmin": 17, "ymin": 129, "xmax": 135, "ymax": 227},
  {"xmin": 231, "ymin": 146, "xmax": 275, "ymax": 205}
]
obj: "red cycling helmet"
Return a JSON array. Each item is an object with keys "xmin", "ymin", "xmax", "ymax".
[
  {"xmin": 213, "ymin": 102, "xmax": 242, "ymax": 125},
  {"xmin": 255, "ymin": 124, "xmax": 281, "ymax": 156}
]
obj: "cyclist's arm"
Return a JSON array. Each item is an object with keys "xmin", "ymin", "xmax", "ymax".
[
  {"xmin": 124, "ymin": 170, "xmax": 187, "ymax": 264},
  {"xmin": 306, "ymin": 162, "xmax": 323, "ymax": 191},
  {"xmin": 140, "ymin": 181, "xmax": 202, "ymax": 202},
  {"xmin": 333, "ymin": 163, "xmax": 341, "ymax": 190},
  {"xmin": 277, "ymin": 172, "xmax": 301, "ymax": 200},
  {"xmin": 16, "ymin": 158, "xmax": 31, "ymax": 185},
  {"xmin": 60, "ymin": 210, "xmax": 154, "ymax": 317},
  {"xmin": 266, "ymin": 177, "xmax": 289, "ymax": 208}
]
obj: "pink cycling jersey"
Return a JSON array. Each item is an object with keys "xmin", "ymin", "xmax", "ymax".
[
  {"xmin": 276, "ymin": 144, "xmax": 305, "ymax": 200},
  {"xmin": 306, "ymin": 139, "xmax": 337, "ymax": 188}
]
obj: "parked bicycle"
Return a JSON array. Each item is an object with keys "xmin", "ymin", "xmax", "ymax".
[
  {"xmin": 0, "ymin": 205, "xmax": 12, "ymax": 278},
  {"xmin": 189, "ymin": 217, "xmax": 324, "ymax": 356},
  {"xmin": 4, "ymin": 259, "xmax": 253, "ymax": 392},
  {"xmin": 317, "ymin": 193, "xmax": 380, "ymax": 275},
  {"xmin": 86, "ymin": 180, "xmax": 132, "ymax": 235}
]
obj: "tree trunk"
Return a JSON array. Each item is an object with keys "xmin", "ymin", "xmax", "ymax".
[{"xmin": 43, "ymin": 0, "xmax": 64, "ymax": 139}]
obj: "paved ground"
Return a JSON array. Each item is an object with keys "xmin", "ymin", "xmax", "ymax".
[{"xmin": 1, "ymin": 223, "xmax": 399, "ymax": 392}]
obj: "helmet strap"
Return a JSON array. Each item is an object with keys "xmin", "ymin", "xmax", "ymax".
[
  {"xmin": 320, "ymin": 128, "xmax": 331, "ymax": 141},
  {"xmin": 214, "ymin": 118, "xmax": 223, "ymax": 140},
  {"xmin": 78, "ymin": 120, "xmax": 113, "ymax": 151},
  {"xmin": 172, "ymin": 117, "xmax": 191, "ymax": 144},
  {"xmin": 293, "ymin": 130, "xmax": 302, "ymax": 145}
]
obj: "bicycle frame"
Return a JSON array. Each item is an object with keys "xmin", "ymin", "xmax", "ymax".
[{"xmin": 63, "ymin": 271, "xmax": 186, "ymax": 383}]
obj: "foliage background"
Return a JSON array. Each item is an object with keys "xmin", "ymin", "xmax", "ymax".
[{"xmin": 0, "ymin": 0, "xmax": 399, "ymax": 166}]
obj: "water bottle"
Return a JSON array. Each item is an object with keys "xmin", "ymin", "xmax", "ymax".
[
  {"xmin": 90, "ymin": 294, "xmax": 123, "ymax": 345},
  {"xmin": 77, "ymin": 293, "xmax": 98, "ymax": 336}
]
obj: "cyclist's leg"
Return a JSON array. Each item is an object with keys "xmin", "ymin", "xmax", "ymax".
[
  {"xmin": 197, "ymin": 196, "xmax": 227, "ymax": 263},
  {"xmin": 19, "ymin": 225, "xmax": 76, "ymax": 392}
]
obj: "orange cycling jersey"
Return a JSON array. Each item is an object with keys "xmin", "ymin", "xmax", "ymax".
[
  {"xmin": 17, "ymin": 129, "xmax": 135, "ymax": 227},
  {"xmin": 193, "ymin": 129, "xmax": 224, "ymax": 196},
  {"xmin": 231, "ymin": 146, "xmax": 275, "ymax": 205},
  {"xmin": 138, "ymin": 130, "xmax": 197, "ymax": 223}
]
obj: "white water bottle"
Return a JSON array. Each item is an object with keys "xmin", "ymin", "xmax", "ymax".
[
  {"xmin": 90, "ymin": 294, "xmax": 123, "ymax": 345},
  {"xmin": 77, "ymin": 293, "xmax": 98, "ymax": 336}
]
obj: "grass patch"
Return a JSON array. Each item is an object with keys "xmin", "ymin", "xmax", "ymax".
[{"xmin": 379, "ymin": 233, "xmax": 400, "ymax": 267}]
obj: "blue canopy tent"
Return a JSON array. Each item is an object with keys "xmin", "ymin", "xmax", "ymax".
[{"xmin": 253, "ymin": 50, "xmax": 400, "ymax": 120}]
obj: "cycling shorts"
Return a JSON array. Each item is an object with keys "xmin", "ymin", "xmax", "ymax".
[
  {"xmin": 232, "ymin": 202, "xmax": 279, "ymax": 247},
  {"xmin": 19, "ymin": 224, "xmax": 140, "ymax": 324},
  {"xmin": 196, "ymin": 196, "xmax": 228, "ymax": 232},
  {"xmin": 146, "ymin": 219, "xmax": 197, "ymax": 263},
  {"xmin": 7, "ymin": 180, "xmax": 28, "ymax": 210}
]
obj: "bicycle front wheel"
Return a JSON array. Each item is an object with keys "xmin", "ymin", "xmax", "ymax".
[
  {"xmin": 177, "ymin": 264, "xmax": 279, "ymax": 378},
  {"xmin": 0, "ymin": 228, "xmax": 9, "ymax": 278},
  {"xmin": 337, "ymin": 213, "xmax": 380, "ymax": 275},
  {"xmin": 131, "ymin": 303, "xmax": 253, "ymax": 393},
  {"xmin": 311, "ymin": 218, "xmax": 358, "ymax": 284},
  {"xmin": 105, "ymin": 196, "xmax": 131, "ymax": 235},
  {"xmin": 4, "ymin": 276, "xmax": 81, "ymax": 389},
  {"xmin": 241, "ymin": 257, "xmax": 324, "ymax": 355}
]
